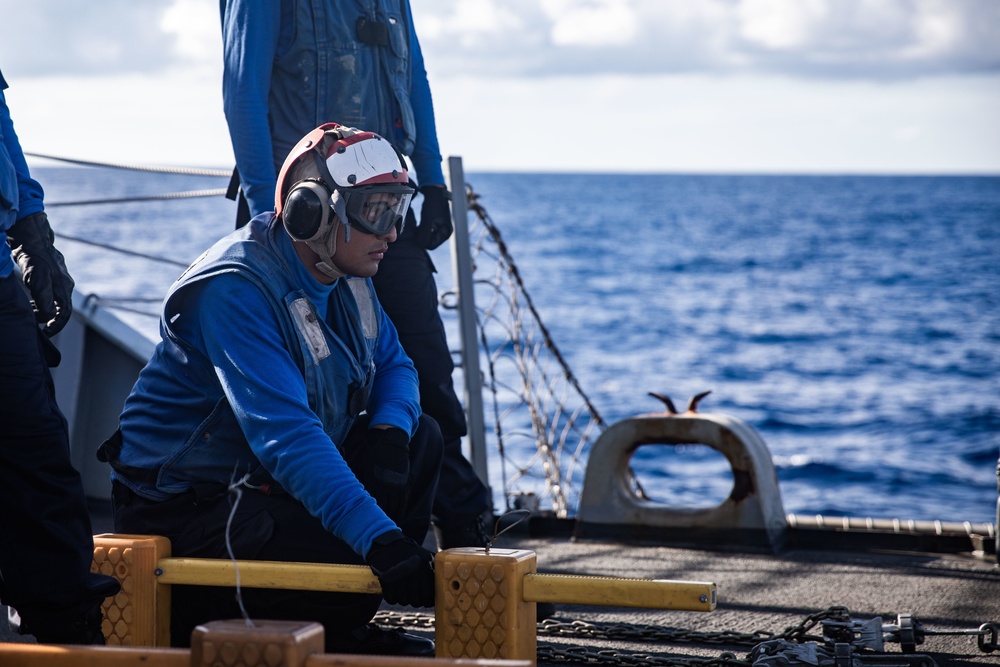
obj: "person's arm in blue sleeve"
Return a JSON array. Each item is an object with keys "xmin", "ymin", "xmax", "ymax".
[
  {"xmin": 367, "ymin": 302, "xmax": 422, "ymax": 437},
  {"xmin": 2, "ymin": 75, "xmax": 74, "ymax": 335},
  {"xmin": 404, "ymin": 5, "xmax": 445, "ymax": 188},
  {"xmin": 194, "ymin": 274, "xmax": 399, "ymax": 556},
  {"xmin": 0, "ymin": 77, "xmax": 45, "ymax": 224},
  {"xmin": 220, "ymin": 0, "xmax": 282, "ymax": 217}
]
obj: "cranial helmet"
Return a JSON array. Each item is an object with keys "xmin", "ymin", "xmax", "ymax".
[{"xmin": 275, "ymin": 123, "xmax": 414, "ymax": 278}]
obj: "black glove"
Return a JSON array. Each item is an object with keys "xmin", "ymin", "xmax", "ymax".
[
  {"xmin": 366, "ymin": 529, "xmax": 435, "ymax": 607},
  {"xmin": 7, "ymin": 211, "xmax": 75, "ymax": 336},
  {"xmin": 356, "ymin": 427, "xmax": 410, "ymax": 522},
  {"xmin": 415, "ymin": 185, "xmax": 453, "ymax": 250}
]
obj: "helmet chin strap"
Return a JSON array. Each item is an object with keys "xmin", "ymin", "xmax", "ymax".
[{"xmin": 305, "ymin": 218, "xmax": 347, "ymax": 280}]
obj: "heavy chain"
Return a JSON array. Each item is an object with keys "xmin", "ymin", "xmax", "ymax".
[
  {"xmin": 534, "ymin": 645, "xmax": 751, "ymax": 666},
  {"xmin": 775, "ymin": 606, "xmax": 853, "ymax": 644},
  {"xmin": 373, "ymin": 607, "xmax": 995, "ymax": 665},
  {"xmin": 535, "ymin": 606, "xmax": 851, "ymax": 648},
  {"xmin": 372, "ymin": 607, "xmax": 851, "ymax": 666},
  {"xmin": 537, "ymin": 619, "xmax": 775, "ymax": 647},
  {"xmin": 373, "ymin": 610, "xmax": 435, "ymax": 629},
  {"xmin": 537, "ymin": 644, "xmax": 752, "ymax": 667}
]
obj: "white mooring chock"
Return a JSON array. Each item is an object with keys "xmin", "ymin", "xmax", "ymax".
[{"xmin": 576, "ymin": 410, "xmax": 787, "ymax": 550}]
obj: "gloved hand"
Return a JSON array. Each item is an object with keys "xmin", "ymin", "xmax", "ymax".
[
  {"xmin": 7, "ymin": 211, "xmax": 75, "ymax": 336},
  {"xmin": 357, "ymin": 427, "xmax": 411, "ymax": 522},
  {"xmin": 366, "ymin": 529, "xmax": 435, "ymax": 607},
  {"xmin": 415, "ymin": 185, "xmax": 453, "ymax": 250}
]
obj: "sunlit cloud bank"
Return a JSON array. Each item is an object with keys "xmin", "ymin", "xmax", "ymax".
[
  {"xmin": 416, "ymin": 0, "xmax": 1000, "ymax": 80},
  {"xmin": 4, "ymin": 0, "xmax": 997, "ymax": 81},
  {"xmin": 2, "ymin": 0, "xmax": 997, "ymax": 173}
]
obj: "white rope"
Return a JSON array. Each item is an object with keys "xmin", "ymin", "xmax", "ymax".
[{"xmin": 226, "ymin": 472, "xmax": 255, "ymax": 628}]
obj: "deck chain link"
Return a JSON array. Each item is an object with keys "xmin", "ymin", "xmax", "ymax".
[
  {"xmin": 372, "ymin": 607, "xmax": 849, "ymax": 666},
  {"xmin": 536, "ymin": 619, "xmax": 779, "ymax": 646},
  {"xmin": 375, "ymin": 604, "xmax": 999, "ymax": 663},
  {"xmin": 534, "ymin": 645, "xmax": 752, "ymax": 666}
]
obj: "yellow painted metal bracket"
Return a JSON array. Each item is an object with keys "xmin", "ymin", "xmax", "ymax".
[
  {"xmin": 155, "ymin": 557, "xmax": 381, "ymax": 595},
  {"xmin": 523, "ymin": 573, "xmax": 716, "ymax": 611},
  {"xmin": 156, "ymin": 556, "xmax": 716, "ymax": 612}
]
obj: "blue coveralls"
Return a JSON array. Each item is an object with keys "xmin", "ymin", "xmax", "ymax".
[{"xmin": 108, "ymin": 216, "xmax": 442, "ymax": 648}]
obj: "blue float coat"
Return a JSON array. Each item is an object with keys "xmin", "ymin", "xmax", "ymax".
[{"xmin": 117, "ymin": 217, "xmax": 417, "ymax": 556}]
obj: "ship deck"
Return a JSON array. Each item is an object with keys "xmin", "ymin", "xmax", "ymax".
[
  {"xmin": 495, "ymin": 532, "xmax": 999, "ymax": 665},
  {"xmin": 2, "ymin": 504, "xmax": 998, "ymax": 666}
]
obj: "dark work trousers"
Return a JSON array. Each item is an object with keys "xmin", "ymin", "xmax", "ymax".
[
  {"xmin": 0, "ymin": 273, "xmax": 120, "ymax": 640},
  {"xmin": 370, "ymin": 209, "xmax": 492, "ymax": 528},
  {"xmin": 237, "ymin": 198, "xmax": 492, "ymax": 527},
  {"xmin": 112, "ymin": 413, "xmax": 442, "ymax": 650}
]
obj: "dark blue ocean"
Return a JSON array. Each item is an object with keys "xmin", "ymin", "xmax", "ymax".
[{"xmin": 35, "ymin": 165, "xmax": 1000, "ymax": 525}]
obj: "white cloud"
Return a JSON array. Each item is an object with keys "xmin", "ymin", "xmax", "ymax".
[
  {"xmin": 414, "ymin": 0, "xmax": 1000, "ymax": 79},
  {"xmin": 738, "ymin": 0, "xmax": 830, "ymax": 50},
  {"xmin": 542, "ymin": 0, "xmax": 639, "ymax": 47},
  {"xmin": 0, "ymin": 0, "xmax": 179, "ymax": 77},
  {"xmin": 726, "ymin": 0, "xmax": 1000, "ymax": 77},
  {"xmin": 161, "ymin": 0, "xmax": 221, "ymax": 67},
  {"xmin": 5, "ymin": 0, "xmax": 997, "ymax": 81}
]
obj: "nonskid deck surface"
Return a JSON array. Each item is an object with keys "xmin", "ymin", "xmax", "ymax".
[{"xmin": 500, "ymin": 535, "xmax": 1000, "ymax": 665}]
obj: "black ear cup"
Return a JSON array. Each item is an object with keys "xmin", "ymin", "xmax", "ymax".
[{"xmin": 282, "ymin": 181, "xmax": 331, "ymax": 241}]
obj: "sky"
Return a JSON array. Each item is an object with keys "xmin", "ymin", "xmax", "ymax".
[{"xmin": 1, "ymin": 0, "xmax": 999, "ymax": 174}]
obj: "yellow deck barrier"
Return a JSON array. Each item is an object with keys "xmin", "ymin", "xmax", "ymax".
[
  {"xmin": 92, "ymin": 533, "xmax": 172, "ymax": 647},
  {"xmin": 0, "ymin": 619, "xmax": 531, "ymax": 667},
  {"xmin": 85, "ymin": 534, "xmax": 716, "ymax": 664},
  {"xmin": 0, "ymin": 645, "xmax": 187, "ymax": 667},
  {"xmin": 155, "ymin": 558, "xmax": 381, "ymax": 594},
  {"xmin": 154, "ymin": 554, "xmax": 716, "ymax": 610}
]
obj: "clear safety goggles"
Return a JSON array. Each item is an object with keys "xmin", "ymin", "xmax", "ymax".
[{"xmin": 332, "ymin": 183, "xmax": 415, "ymax": 236}]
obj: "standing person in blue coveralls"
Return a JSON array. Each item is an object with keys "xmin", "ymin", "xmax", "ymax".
[
  {"xmin": 0, "ymin": 68, "xmax": 120, "ymax": 644},
  {"xmin": 219, "ymin": 0, "xmax": 494, "ymax": 549},
  {"xmin": 101, "ymin": 124, "xmax": 442, "ymax": 655}
]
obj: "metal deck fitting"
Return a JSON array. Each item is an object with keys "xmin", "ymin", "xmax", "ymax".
[{"xmin": 577, "ymin": 410, "xmax": 788, "ymax": 550}]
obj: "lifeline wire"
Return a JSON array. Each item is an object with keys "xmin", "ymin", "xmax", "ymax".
[
  {"xmin": 44, "ymin": 188, "xmax": 229, "ymax": 207},
  {"xmin": 24, "ymin": 151, "xmax": 233, "ymax": 177},
  {"xmin": 56, "ymin": 232, "xmax": 190, "ymax": 268},
  {"xmin": 463, "ymin": 183, "xmax": 606, "ymax": 516},
  {"xmin": 226, "ymin": 473, "xmax": 255, "ymax": 628}
]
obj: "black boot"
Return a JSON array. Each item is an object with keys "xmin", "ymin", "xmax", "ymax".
[{"xmin": 19, "ymin": 604, "xmax": 106, "ymax": 645}]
